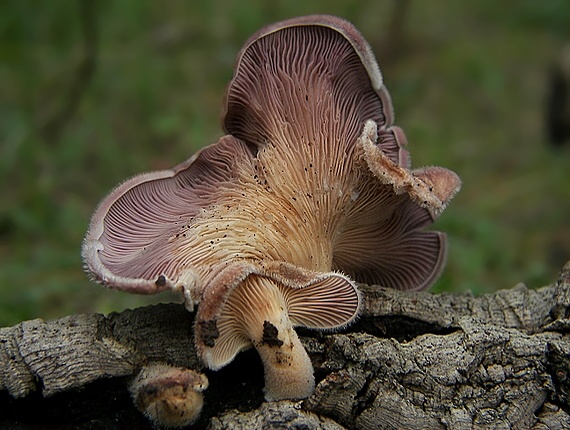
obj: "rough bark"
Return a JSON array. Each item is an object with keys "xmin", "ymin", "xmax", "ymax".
[{"xmin": 1, "ymin": 261, "xmax": 570, "ymax": 429}]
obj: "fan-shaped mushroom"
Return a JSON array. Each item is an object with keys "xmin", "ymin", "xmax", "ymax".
[{"xmin": 83, "ymin": 15, "xmax": 460, "ymax": 401}]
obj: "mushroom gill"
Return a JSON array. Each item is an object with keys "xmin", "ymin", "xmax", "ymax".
[{"xmin": 82, "ymin": 14, "xmax": 461, "ymax": 402}]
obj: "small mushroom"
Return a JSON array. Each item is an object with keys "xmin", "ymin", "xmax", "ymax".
[
  {"xmin": 195, "ymin": 263, "xmax": 360, "ymax": 400},
  {"xmin": 130, "ymin": 364, "xmax": 208, "ymax": 428},
  {"xmin": 83, "ymin": 15, "xmax": 460, "ymax": 401}
]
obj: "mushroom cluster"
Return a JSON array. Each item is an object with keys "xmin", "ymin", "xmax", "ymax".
[{"xmin": 83, "ymin": 15, "xmax": 460, "ymax": 402}]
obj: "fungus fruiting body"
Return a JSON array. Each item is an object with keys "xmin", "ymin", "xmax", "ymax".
[
  {"xmin": 83, "ymin": 15, "xmax": 460, "ymax": 402},
  {"xmin": 130, "ymin": 365, "xmax": 208, "ymax": 428}
]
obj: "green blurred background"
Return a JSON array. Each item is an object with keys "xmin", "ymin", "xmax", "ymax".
[{"xmin": 2, "ymin": 0, "xmax": 570, "ymax": 327}]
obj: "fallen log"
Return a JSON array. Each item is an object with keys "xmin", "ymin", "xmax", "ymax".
[{"xmin": 1, "ymin": 261, "xmax": 569, "ymax": 429}]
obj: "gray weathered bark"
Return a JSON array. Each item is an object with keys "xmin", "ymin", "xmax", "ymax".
[{"xmin": 2, "ymin": 261, "xmax": 570, "ymax": 429}]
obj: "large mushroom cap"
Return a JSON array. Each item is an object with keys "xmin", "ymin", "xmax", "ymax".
[{"xmin": 83, "ymin": 14, "xmax": 459, "ymax": 300}]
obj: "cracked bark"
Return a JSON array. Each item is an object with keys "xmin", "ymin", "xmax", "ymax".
[{"xmin": 1, "ymin": 261, "xmax": 570, "ymax": 429}]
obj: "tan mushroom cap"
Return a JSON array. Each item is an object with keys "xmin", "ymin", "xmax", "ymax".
[
  {"xmin": 82, "ymin": 14, "xmax": 460, "ymax": 401},
  {"xmin": 130, "ymin": 364, "xmax": 208, "ymax": 428}
]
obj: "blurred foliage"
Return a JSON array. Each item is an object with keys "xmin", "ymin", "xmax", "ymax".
[{"xmin": 1, "ymin": 0, "xmax": 570, "ymax": 327}]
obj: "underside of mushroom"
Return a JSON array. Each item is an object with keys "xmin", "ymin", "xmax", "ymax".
[
  {"xmin": 82, "ymin": 14, "xmax": 461, "ymax": 403},
  {"xmin": 193, "ymin": 263, "xmax": 360, "ymax": 400}
]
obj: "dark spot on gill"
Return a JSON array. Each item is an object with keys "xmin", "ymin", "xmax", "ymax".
[
  {"xmin": 261, "ymin": 321, "xmax": 283, "ymax": 347},
  {"xmin": 198, "ymin": 320, "xmax": 219, "ymax": 347},
  {"xmin": 155, "ymin": 275, "xmax": 166, "ymax": 287}
]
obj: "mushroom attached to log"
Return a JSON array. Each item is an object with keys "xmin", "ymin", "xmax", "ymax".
[
  {"xmin": 130, "ymin": 364, "xmax": 209, "ymax": 428},
  {"xmin": 82, "ymin": 15, "xmax": 461, "ymax": 401}
]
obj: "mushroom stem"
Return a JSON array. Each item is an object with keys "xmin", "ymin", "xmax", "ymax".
[
  {"xmin": 256, "ymin": 319, "xmax": 315, "ymax": 401},
  {"xmin": 222, "ymin": 275, "xmax": 315, "ymax": 401}
]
